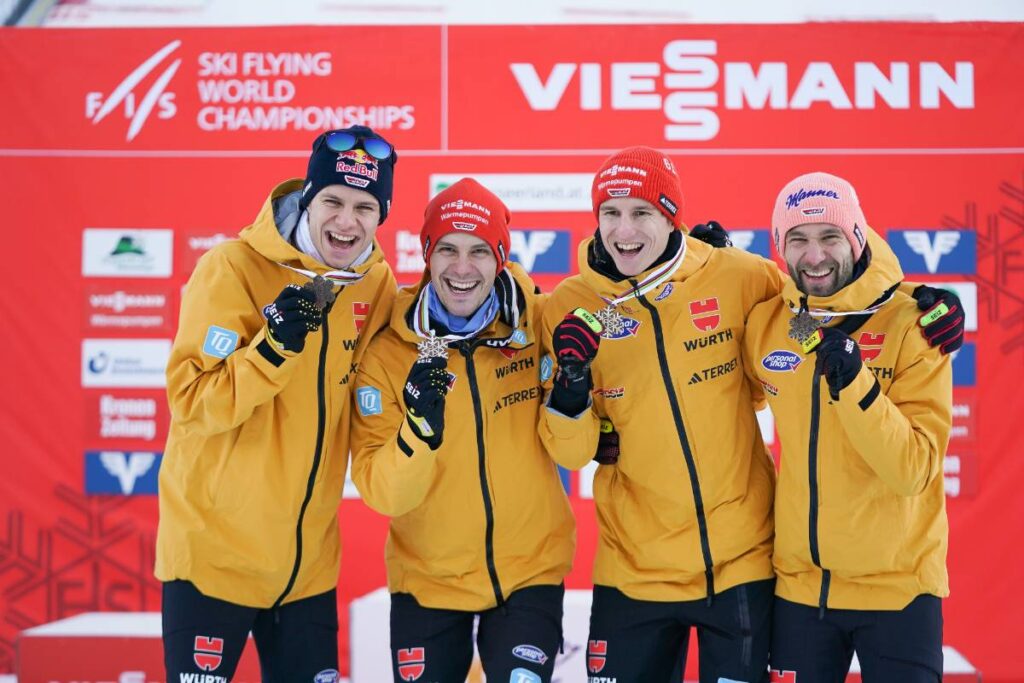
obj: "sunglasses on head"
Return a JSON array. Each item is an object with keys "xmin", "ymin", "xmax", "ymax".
[{"xmin": 323, "ymin": 130, "xmax": 393, "ymax": 161}]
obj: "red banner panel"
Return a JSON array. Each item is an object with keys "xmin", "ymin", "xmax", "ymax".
[{"xmin": 0, "ymin": 22, "xmax": 1022, "ymax": 682}]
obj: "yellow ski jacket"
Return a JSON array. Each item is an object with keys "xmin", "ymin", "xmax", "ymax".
[
  {"xmin": 540, "ymin": 236, "xmax": 783, "ymax": 602},
  {"xmin": 349, "ymin": 264, "xmax": 575, "ymax": 611},
  {"xmin": 743, "ymin": 228, "xmax": 951, "ymax": 610},
  {"xmin": 156, "ymin": 179, "xmax": 396, "ymax": 608}
]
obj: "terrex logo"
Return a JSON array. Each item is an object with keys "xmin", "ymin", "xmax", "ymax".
[
  {"xmin": 510, "ymin": 40, "xmax": 973, "ymax": 140},
  {"xmin": 84, "ymin": 40, "xmax": 181, "ymax": 141}
]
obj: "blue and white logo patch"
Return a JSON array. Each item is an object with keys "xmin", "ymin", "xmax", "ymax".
[
  {"xmin": 539, "ymin": 355, "xmax": 554, "ymax": 383},
  {"xmin": 356, "ymin": 386, "xmax": 383, "ymax": 416},
  {"xmin": 510, "ymin": 668, "xmax": 542, "ymax": 683},
  {"xmin": 601, "ymin": 315, "xmax": 642, "ymax": 339},
  {"xmin": 761, "ymin": 350, "xmax": 803, "ymax": 373},
  {"xmin": 512, "ymin": 644, "xmax": 549, "ymax": 665},
  {"xmin": 728, "ymin": 229, "xmax": 772, "ymax": 258},
  {"xmin": 313, "ymin": 670, "xmax": 339, "ymax": 683},
  {"xmin": 888, "ymin": 229, "xmax": 976, "ymax": 275},
  {"xmin": 203, "ymin": 325, "xmax": 239, "ymax": 359},
  {"xmin": 952, "ymin": 343, "xmax": 975, "ymax": 387},
  {"xmin": 509, "ymin": 229, "xmax": 572, "ymax": 274},
  {"xmin": 511, "ymin": 329, "xmax": 528, "ymax": 344}
]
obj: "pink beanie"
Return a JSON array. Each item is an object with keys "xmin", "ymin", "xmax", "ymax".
[{"xmin": 771, "ymin": 172, "xmax": 868, "ymax": 261}]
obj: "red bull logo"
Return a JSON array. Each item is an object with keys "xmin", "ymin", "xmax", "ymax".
[
  {"xmin": 689, "ymin": 297, "xmax": 721, "ymax": 332},
  {"xmin": 336, "ymin": 149, "xmax": 379, "ymax": 181}
]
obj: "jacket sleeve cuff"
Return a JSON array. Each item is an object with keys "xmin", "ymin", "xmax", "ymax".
[
  {"xmin": 396, "ymin": 419, "xmax": 438, "ymax": 461},
  {"xmin": 837, "ymin": 365, "xmax": 881, "ymax": 415},
  {"xmin": 246, "ymin": 328, "xmax": 298, "ymax": 373}
]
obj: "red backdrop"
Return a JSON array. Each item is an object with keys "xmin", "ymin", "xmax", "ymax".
[{"xmin": 0, "ymin": 22, "xmax": 1022, "ymax": 680}]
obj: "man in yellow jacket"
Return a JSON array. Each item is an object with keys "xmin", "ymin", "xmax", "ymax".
[
  {"xmin": 349, "ymin": 178, "xmax": 574, "ymax": 683},
  {"xmin": 541, "ymin": 146, "xmax": 782, "ymax": 682},
  {"xmin": 743, "ymin": 172, "xmax": 951, "ymax": 682},
  {"xmin": 156, "ymin": 126, "xmax": 397, "ymax": 681}
]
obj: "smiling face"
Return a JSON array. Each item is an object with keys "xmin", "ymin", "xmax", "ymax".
[
  {"xmin": 597, "ymin": 197, "xmax": 675, "ymax": 277},
  {"xmin": 783, "ymin": 222, "xmax": 856, "ymax": 297},
  {"xmin": 306, "ymin": 184, "xmax": 381, "ymax": 268},
  {"xmin": 428, "ymin": 232, "xmax": 499, "ymax": 318}
]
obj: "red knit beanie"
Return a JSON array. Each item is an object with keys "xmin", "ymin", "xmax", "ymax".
[
  {"xmin": 592, "ymin": 146, "xmax": 685, "ymax": 228},
  {"xmin": 421, "ymin": 178, "xmax": 511, "ymax": 266}
]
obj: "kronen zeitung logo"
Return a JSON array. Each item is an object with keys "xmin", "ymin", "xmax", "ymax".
[{"xmin": 511, "ymin": 40, "xmax": 974, "ymax": 141}]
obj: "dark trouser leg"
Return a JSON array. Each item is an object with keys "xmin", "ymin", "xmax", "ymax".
[
  {"xmin": 854, "ymin": 595, "xmax": 943, "ymax": 683},
  {"xmin": 162, "ymin": 580, "xmax": 255, "ymax": 683},
  {"xmin": 477, "ymin": 584, "xmax": 564, "ymax": 683},
  {"xmin": 251, "ymin": 588, "xmax": 339, "ymax": 682},
  {"xmin": 770, "ymin": 596, "xmax": 852, "ymax": 683},
  {"xmin": 587, "ymin": 584, "xmax": 688, "ymax": 683},
  {"xmin": 691, "ymin": 578, "xmax": 774, "ymax": 683},
  {"xmin": 389, "ymin": 591, "xmax": 474, "ymax": 683}
]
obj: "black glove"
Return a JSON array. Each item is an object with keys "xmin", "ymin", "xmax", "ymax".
[
  {"xmin": 403, "ymin": 356, "xmax": 449, "ymax": 450},
  {"xmin": 550, "ymin": 309, "xmax": 602, "ymax": 416},
  {"xmin": 263, "ymin": 284, "xmax": 322, "ymax": 353},
  {"xmin": 814, "ymin": 327, "xmax": 863, "ymax": 400},
  {"xmin": 912, "ymin": 285, "xmax": 964, "ymax": 355},
  {"xmin": 594, "ymin": 418, "xmax": 620, "ymax": 465},
  {"xmin": 689, "ymin": 220, "xmax": 732, "ymax": 248}
]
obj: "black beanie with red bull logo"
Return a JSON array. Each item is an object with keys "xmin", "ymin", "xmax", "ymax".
[{"xmin": 299, "ymin": 125, "xmax": 397, "ymax": 224}]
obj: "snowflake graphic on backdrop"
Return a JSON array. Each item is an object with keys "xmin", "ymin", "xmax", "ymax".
[{"xmin": 0, "ymin": 485, "xmax": 159, "ymax": 670}]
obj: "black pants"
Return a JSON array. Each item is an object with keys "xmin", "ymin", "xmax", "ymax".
[
  {"xmin": 586, "ymin": 579, "xmax": 773, "ymax": 683},
  {"xmin": 162, "ymin": 580, "xmax": 339, "ymax": 683},
  {"xmin": 771, "ymin": 595, "xmax": 943, "ymax": 683},
  {"xmin": 390, "ymin": 584, "xmax": 564, "ymax": 683}
]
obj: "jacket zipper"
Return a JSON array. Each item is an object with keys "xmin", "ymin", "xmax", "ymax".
[
  {"xmin": 635, "ymin": 287, "xmax": 716, "ymax": 603},
  {"xmin": 272, "ymin": 308, "xmax": 331, "ymax": 613},
  {"xmin": 808, "ymin": 366, "xmax": 830, "ymax": 618},
  {"xmin": 460, "ymin": 341, "xmax": 505, "ymax": 609}
]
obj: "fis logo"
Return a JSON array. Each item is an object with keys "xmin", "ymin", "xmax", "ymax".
[
  {"xmin": 888, "ymin": 229, "xmax": 976, "ymax": 274},
  {"xmin": 858, "ymin": 332, "xmax": 885, "ymax": 363},
  {"xmin": 952, "ymin": 342, "xmax": 976, "ymax": 387},
  {"xmin": 510, "ymin": 230, "xmax": 571, "ymax": 273},
  {"xmin": 396, "ymin": 647, "xmax": 426, "ymax": 681},
  {"xmin": 84, "ymin": 40, "xmax": 181, "ymax": 142},
  {"xmin": 728, "ymin": 229, "xmax": 772, "ymax": 258},
  {"xmin": 85, "ymin": 451, "xmax": 161, "ymax": 495}
]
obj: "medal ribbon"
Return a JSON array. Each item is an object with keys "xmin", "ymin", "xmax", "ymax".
[{"xmin": 600, "ymin": 237, "xmax": 687, "ymax": 308}]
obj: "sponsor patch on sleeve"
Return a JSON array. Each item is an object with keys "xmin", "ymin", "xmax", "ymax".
[
  {"xmin": 540, "ymin": 355, "xmax": 554, "ymax": 383},
  {"xmin": 202, "ymin": 325, "xmax": 239, "ymax": 359},
  {"xmin": 356, "ymin": 386, "xmax": 383, "ymax": 416}
]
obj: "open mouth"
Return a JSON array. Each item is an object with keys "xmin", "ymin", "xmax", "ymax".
[
  {"xmin": 801, "ymin": 266, "xmax": 834, "ymax": 282},
  {"xmin": 614, "ymin": 241, "xmax": 644, "ymax": 257},
  {"xmin": 444, "ymin": 277, "xmax": 480, "ymax": 296},
  {"xmin": 326, "ymin": 231, "xmax": 358, "ymax": 249}
]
